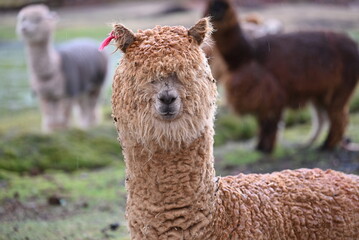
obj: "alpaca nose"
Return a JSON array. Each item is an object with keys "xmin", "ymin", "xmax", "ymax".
[{"xmin": 158, "ymin": 90, "xmax": 178, "ymax": 105}]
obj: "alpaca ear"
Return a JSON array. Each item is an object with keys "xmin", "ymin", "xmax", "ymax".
[
  {"xmin": 112, "ymin": 24, "xmax": 136, "ymax": 53},
  {"xmin": 48, "ymin": 11, "xmax": 59, "ymax": 22},
  {"xmin": 188, "ymin": 17, "xmax": 213, "ymax": 45}
]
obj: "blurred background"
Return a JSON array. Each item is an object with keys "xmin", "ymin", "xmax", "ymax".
[{"xmin": 0, "ymin": 0, "xmax": 359, "ymax": 239}]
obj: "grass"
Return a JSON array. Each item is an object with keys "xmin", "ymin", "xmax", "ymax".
[
  {"xmin": 349, "ymin": 30, "xmax": 359, "ymax": 43},
  {"xmin": 0, "ymin": 213, "xmax": 130, "ymax": 240},
  {"xmin": 349, "ymin": 88, "xmax": 359, "ymax": 113},
  {"xmin": 214, "ymin": 111, "xmax": 257, "ymax": 146},
  {"xmin": 0, "ymin": 25, "xmax": 17, "ymax": 42},
  {"xmin": 0, "ymin": 165, "xmax": 130, "ymax": 240},
  {"xmin": 0, "ymin": 164, "xmax": 126, "ymax": 206},
  {"xmin": 55, "ymin": 26, "xmax": 110, "ymax": 42},
  {"xmin": 223, "ymin": 148, "xmax": 262, "ymax": 166},
  {"xmin": 0, "ymin": 108, "xmax": 129, "ymax": 239},
  {"xmin": 0, "ymin": 104, "xmax": 127, "ymax": 239},
  {"xmin": 0, "ymin": 20, "xmax": 109, "ymax": 43},
  {"xmin": 0, "ymin": 115, "xmax": 121, "ymax": 175}
]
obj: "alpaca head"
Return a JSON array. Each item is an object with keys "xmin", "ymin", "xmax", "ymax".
[
  {"xmin": 204, "ymin": 0, "xmax": 238, "ymax": 28},
  {"xmin": 111, "ymin": 18, "xmax": 217, "ymax": 151},
  {"xmin": 16, "ymin": 4, "xmax": 57, "ymax": 44}
]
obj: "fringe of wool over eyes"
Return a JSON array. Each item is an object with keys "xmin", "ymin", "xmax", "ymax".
[{"xmin": 105, "ymin": 17, "xmax": 359, "ymax": 240}]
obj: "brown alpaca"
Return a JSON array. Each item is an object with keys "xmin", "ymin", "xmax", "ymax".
[
  {"xmin": 205, "ymin": 0, "xmax": 359, "ymax": 153},
  {"xmin": 107, "ymin": 18, "xmax": 359, "ymax": 239}
]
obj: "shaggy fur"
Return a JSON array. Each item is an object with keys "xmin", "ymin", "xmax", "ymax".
[
  {"xmin": 17, "ymin": 4, "xmax": 107, "ymax": 132},
  {"xmin": 204, "ymin": 0, "xmax": 359, "ymax": 153},
  {"xmin": 110, "ymin": 18, "xmax": 359, "ymax": 239}
]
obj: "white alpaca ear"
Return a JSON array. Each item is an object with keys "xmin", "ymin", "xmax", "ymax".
[
  {"xmin": 48, "ymin": 11, "xmax": 59, "ymax": 22},
  {"xmin": 188, "ymin": 17, "xmax": 213, "ymax": 45},
  {"xmin": 112, "ymin": 24, "xmax": 136, "ymax": 53}
]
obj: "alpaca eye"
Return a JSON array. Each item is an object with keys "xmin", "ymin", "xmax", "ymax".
[{"xmin": 32, "ymin": 16, "xmax": 42, "ymax": 24}]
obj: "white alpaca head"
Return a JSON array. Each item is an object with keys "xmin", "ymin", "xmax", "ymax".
[
  {"xmin": 111, "ymin": 18, "xmax": 217, "ymax": 151},
  {"xmin": 16, "ymin": 4, "xmax": 57, "ymax": 44}
]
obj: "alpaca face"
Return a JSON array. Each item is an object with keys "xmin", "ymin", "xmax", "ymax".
[
  {"xmin": 204, "ymin": 0, "xmax": 237, "ymax": 29},
  {"xmin": 112, "ymin": 18, "xmax": 217, "ymax": 150},
  {"xmin": 153, "ymin": 74, "xmax": 182, "ymax": 121},
  {"xmin": 17, "ymin": 4, "xmax": 56, "ymax": 44},
  {"xmin": 205, "ymin": 0, "xmax": 230, "ymax": 21}
]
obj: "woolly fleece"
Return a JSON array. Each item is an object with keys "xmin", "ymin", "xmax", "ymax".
[{"xmin": 111, "ymin": 18, "xmax": 359, "ymax": 239}]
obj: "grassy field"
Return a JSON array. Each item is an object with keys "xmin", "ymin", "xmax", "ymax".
[{"xmin": 1, "ymin": 1, "xmax": 359, "ymax": 240}]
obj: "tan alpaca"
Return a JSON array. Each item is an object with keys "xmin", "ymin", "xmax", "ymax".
[
  {"xmin": 17, "ymin": 4, "xmax": 107, "ymax": 132},
  {"xmin": 109, "ymin": 18, "xmax": 359, "ymax": 239}
]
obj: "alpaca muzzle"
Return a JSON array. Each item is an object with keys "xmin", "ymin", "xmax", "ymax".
[{"xmin": 156, "ymin": 89, "xmax": 181, "ymax": 120}]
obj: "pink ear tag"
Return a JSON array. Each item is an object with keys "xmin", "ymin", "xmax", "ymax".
[{"xmin": 99, "ymin": 31, "xmax": 115, "ymax": 51}]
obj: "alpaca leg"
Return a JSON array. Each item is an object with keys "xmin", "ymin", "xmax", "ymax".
[
  {"xmin": 40, "ymin": 99, "xmax": 53, "ymax": 133},
  {"xmin": 320, "ymin": 107, "xmax": 348, "ymax": 150},
  {"xmin": 303, "ymin": 105, "xmax": 327, "ymax": 148},
  {"xmin": 77, "ymin": 89, "xmax": 101, "ymax": 129},
  {"xmin": 320, "ymin": 80, "xmax": 357, "ymax": 150},
  {"xmin": 256, "ymin": 113, "xmax": 282, "ymax": 153},
  {"xmin": 39, "ymin": 97, "xmax": 72, "ymax": 132}
]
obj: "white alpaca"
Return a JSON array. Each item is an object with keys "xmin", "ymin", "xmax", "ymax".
[{"xmin": 17, "ymin": 4, "xmax": 108, "ymax": 132}]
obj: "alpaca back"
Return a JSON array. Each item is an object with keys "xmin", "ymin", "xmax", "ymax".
[
  {"xmin": 253, "ymin": 31, "xmax": 359, "ymax": 102},
  {"xmin": 215, "ymin": 169, "xmax": 359, "ymax": 239},
  {"xmin": 58, "ymin": 39, "xmax": 108, "ymax": 97}
]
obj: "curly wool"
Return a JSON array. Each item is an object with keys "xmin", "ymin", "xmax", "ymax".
[
  {"xmin": 214, "ymin": 169, "xmax": 359, "ymax": 239},
  {"xmin": 111, "ymin": 19, "xmax": 359, "ymax": 240}
]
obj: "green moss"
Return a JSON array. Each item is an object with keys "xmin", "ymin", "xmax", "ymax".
[
  {"xmin": 214, "ymin": 112, "xmax": 257, "ymax": 146},
  {"xmin": 0, "ymin": 164, "xmax": 125, "ymax": 201},
  {"xmin": 223, "ymin": 148, "xmax": 261, "ymax": 166},
  {"xmin": 349, "ymin": 90, "xmax": 359, "ymax": 113},
  {"xmin": 0, "ymin": 124, "xmax": 122, "ymax": 174},
  {"xmin": 284, "ymin": 108, "xmax": 311, "ymax": 127}
]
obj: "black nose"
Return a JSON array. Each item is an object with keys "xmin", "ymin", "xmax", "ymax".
[{"xmin": 158, "ymin": 90, "xmax": 178, "ymax": 105}]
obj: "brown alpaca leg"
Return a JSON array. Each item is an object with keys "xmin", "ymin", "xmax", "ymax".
[
  {"xmin": 320, "ymin": 108, "xmax": 348, "ymax": 150},
  {"xmin": 320, "ymin": 80, "xmax": 357, "ymax": 150},
  {"xmin": 303, "ymin": 104, "xmax": 328, "ymax": 148},
  {"xmin": 256, "ymin": 113, "xmax": 282, "ymax": 153}
]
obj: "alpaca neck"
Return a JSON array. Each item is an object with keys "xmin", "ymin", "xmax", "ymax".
[
  {"xmin": 212, "ymin": 17, "xmax": 253, "ymax": 70},
  {"xmin": 123, "ymin": 127, "xmax": 217, "ymax": 238},
  {"xmin": 25, "ymin": 39, "xmax": 59, "ymax": 81}
]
